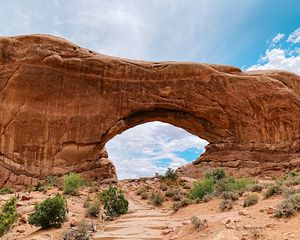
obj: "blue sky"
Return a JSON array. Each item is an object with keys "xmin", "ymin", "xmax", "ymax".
[{"xmin": 1, "ymin": 0, "xmax": 300, "ymax": 178}]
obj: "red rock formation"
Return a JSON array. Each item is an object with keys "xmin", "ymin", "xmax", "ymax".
[{"xmin": 0, "ymin": 34, "xmax": 300, "ymax": 188}]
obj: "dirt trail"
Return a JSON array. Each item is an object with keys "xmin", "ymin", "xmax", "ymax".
[{"xmin": 92, "ymin": 195, "xmax": 181, "ymax": 240}]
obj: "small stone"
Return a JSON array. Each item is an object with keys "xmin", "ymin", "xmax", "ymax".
[
  {"xmin": 16, "ymin": 229, "xmax": 25, "ymax": 233},
  {"xmin": 266, "ymin": 207, "xmax": 276, "ymax": 214},
  {"xmin": 238, "ymin": 210, "xmax": 248, "ymax": 216},
  {"xmin": 266, "ymin": 223, "xmax": 275, "ymax": 228},
  {"xmin": 21, "ymin": 195, "xmax": 32, "ymax": 201}
]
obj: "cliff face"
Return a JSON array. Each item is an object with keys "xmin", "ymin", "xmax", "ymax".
[{"xmin": 0, "ymin": 34, "xmax": 300, "ymax": 188}]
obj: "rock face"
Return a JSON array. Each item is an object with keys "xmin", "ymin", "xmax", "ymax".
[{"xmin": 0, "ymin": 34, "xmax": 300, "ymax": 188}]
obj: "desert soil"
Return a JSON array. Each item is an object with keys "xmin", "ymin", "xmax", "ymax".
[{"xmin": 1, "ymin": 178, "xmax": 300, "ymax": 240}]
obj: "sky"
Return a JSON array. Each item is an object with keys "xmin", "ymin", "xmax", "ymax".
[{"xmin": 1, "ymin": 0, "xmax": 300, "ymax": 178}]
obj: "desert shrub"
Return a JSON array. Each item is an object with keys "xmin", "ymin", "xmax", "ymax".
[
  {"xmin": 227, "ymin": 178, "xmax": 254, "ymax": 192},
  {"xmin": 140, "ymin": 192, "xmax": 149, "ymax": 200},
  {"xmin": 220, "ymin": 191, "xmax": 239, "ymax": 201},
  {"xmin": 205, "ymin": 168, "xmax": 226, "ymax": 183},
  {"xmin": 219, "ymin": 199, "xmax": 233, "ymax": 211},
  {"xmin": 160, "ymin": 168, "xmax": 178, "ymax": 181},
  {"xmin": 248, "ymin": 183, "xmax": 264, "ymax": 192},
  {"xmin": 83, "ymin": 195, "xmax": 92, "ymax": 208},
  {"xmin": 249, "ymin": 227, "xmax": 264, "ymax": 240},
  {"xmin": 160, "ymin": 183, "xmax": 168, "ymax": 191},
  {"xmin": 289, "ymin": 193, "xmax": 300, "ymax": 210},
  {"xmin": 172, "ymin": 201, "xmax": 182, "ymax": 212},
  {"xmin": 165, "ymin": 188, "xmax": 179, "ymax": 198},
  {"xmin": 63, "ymin": 173, "xmax": 84, "ymax": 195},
  {"xmin": 28, "ymin": 193, "xmax": 68, "ymax": 228},
  {"xmin": 214, "ymin": 177, "xmax": 253, "ymax": 195},
  {"xmin": 274, "ymin": 198, "xmax": 297, "ymax": 218},
  {"xmin": 264, "ymin": 185, "xmax": 282, "ymax": 199},
  {"xmin": 136, "ymin": 186, "xmax": 148, "ymax": 195},
  {"xmin": 190, "ymin": 178, "xmax": 214, "ymax": 200},
  {"xmin": 202, "ymin": 194, "xmax": 214, "ymax": 203},
  {"xmin": 274, "ymin": 193, "xmax": 300, "ymax": 218},
  {"xmin": 0, "ymin": 187, "xmax": 14, "ymax": 195},
  {"xmin": 277, "ymin": 170, "xmax": 300, "ymax": 186},
  {"xmin": 0, "ymin": 197, "xmax": 18, "ymax": 237},
  {"xmin": 172, "ymin": 193, "xmax": 182, "ymax": 201},
  {"xmin": 284, "ymin": 176, "xmax": 300, "ymax": 187},
  {"xmin": 62, "ymin": 221, "xmax": 92, "ymax": 240},
  {"xmin": 151, "ymin": 192, "xmax": 165, "ymax": 206},
  {"xmin": 46, "ymin": 175, "xmax": 60, "ymax": 188},
  {"xmin": 283, "ymin": 188, "xmax": 300, "ymax": 197},
  {"xmin": 180, "ymin": 198, "xmax": 191, "ymax": 207},
  {"xmin": 190, "ymin": 216, "xmax": 208, "ymax": 231},
  {"xmin": 243, "ymin": 193, "xmax": 259, "ymax": 207},
  {"xmin": 99, "ymin": 185, "xmax": 128, "ymax": 218},
  {"xmin": 86, "ymin": 198, "xmax": 101, "ymax": 217},
  {"xmin": 35, "ymin": 182, "xmax": 44, "ymax": 192}
]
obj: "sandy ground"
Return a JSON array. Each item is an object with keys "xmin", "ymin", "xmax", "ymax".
[{"xmin": 1, "ymin": 178, "xmax": 300, "ymax": 240}]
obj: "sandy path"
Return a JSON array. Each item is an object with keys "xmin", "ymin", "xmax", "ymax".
[{"xmin": 92, "ymin": 195, "xmax": 181, "ymax": 240}]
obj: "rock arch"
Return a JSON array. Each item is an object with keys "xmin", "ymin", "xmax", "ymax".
[{"xmin": 1, "ymin": 34, "xmax": 300, "ymax": 189}]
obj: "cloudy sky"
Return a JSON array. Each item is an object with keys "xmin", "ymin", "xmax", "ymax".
[{"xmin": 1, "ymin": 1, "xmax": 300, "ymax": 178}]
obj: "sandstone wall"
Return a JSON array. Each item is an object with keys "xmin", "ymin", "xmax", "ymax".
[{"xmin": 1, "ymin": 34, "xmax": 300, "ymax": 188}]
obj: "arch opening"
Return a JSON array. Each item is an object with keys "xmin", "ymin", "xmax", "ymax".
[{"xmin": 105, "ymin": 121, "xmax": 209, "ymax": 179}]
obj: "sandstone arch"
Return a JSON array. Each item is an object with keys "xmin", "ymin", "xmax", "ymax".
[{"xmin": 1, "ymin": 34, "xmax": 300, "ymax": 189}]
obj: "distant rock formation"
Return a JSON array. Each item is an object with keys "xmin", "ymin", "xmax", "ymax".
[{"xmin": 1, "ymin": 34, "xmax": 300, "ymax": 188}]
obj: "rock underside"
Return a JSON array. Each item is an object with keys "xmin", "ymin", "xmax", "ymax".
[{"xmin": 1, "ymin": 34, "xmax": 300, "ymax": 189}]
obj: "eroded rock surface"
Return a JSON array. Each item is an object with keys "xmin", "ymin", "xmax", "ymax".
[{"xmin": 0, "ymin": 34, "xmax": 300, "ymax": 188}]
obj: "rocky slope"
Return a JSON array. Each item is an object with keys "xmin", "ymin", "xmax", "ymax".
[{"xmin": 1, "ymin": 34, "xmax": 300, "ymax": 188}]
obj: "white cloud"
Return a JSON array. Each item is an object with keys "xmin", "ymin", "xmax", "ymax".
[
  {"xmin": 0, "ymin": 0, "xmax": 259, "ymax": 62},
  {"xmin": 272, "ymin": 33, "xmax": 285, "ymax": 44},
  {"xmin": 105, "ymin": 122, "xmax": 208, "ymax": 179},
  {"xmin": 287, "ymin": 27, "xmax": 300, "ymax": 44},
  {"xmin": 247, "ymin": 28, "xmax": 300, "ymax": 75}
]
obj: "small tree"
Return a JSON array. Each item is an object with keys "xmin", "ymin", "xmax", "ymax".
[
  {"xmin": 29, "ymin": 194, "xmax": 68, "ymax": 228},
  {"xmin": 99, "ymin": 185, "xmax": 128, "ymax": 218}
]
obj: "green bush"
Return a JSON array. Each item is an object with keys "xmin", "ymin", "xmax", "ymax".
[
  {"xmin": 99, "ymin": 185, "xmax": 128, "ymax": 218},
  {"xmin": 219, "ymin": 199, "xmax": 233, "ymax": 211},
  {"xmin": 205, "ymin": 168, "xmax": 226, "ymax": 183},
  {"xmin": 28, "ymin": 194, "xmax": 68, "ymax": 228},
  {"xmin": 86, "ymin": 198, "xmax": 101, "ymax": 217},
  {"xmin": 156, "ymin": 168, "xmax": 178, "ymax": 181},
  {"xmin": 63, "ymin": 173, "xmax": 84, "ymax": 195},
  {"xmin": 0, "ymin": 197, "xmax": 18, "ymax": 237},
  {"xmin": 151, "ymin": 192, "xmax": 165, "ymax": 206},
  {"xmin": 243, "ymin": 193, "xmax": 259, "ymax": 207},
  {"xmin": 190, "ymin": 178, "xmax": 214, "ymax": 200},
  {"xmin": 227, "ymin": 178, "xmax": 254, "ymax": 192},
  {"xmin": 0, "ymin": 188, "xmax": 14, "ymax": 195},
  {"xmin": 264, "ymin": 185, "xmax": 282, "ymax": 199},
  {"xmin": 35, "ymin": 182, "xmax": 44, "ymax": 192},
  {"xmin": 214, "ymin": 177, "xmax": 253, "ymax": 195}
]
